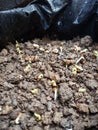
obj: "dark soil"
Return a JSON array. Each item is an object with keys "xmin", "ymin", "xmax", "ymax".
[{"xmin": 0, "ymin": 36, "xmax": 98, "ymax": 130}]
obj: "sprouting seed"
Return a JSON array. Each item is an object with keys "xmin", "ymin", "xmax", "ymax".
[
  {"xmin": 51, "ymin": 80, "xmax": 57, "ymax": 87},
  {"xmin": 60, "ymin": 47, "xmax": 63, "ymax": 53},
  {"xmin": 26, "ymin": 64, "xmax": 31, "ymax": 69},
  {"xmin": 34, "ymin": 113, "xmax": 41, "ymax": 121},
  {"xmin": 80, "ymin": 49, "xmax": 88, "ymax": 54},
  {"xmin": 19, "ymin": 50, "xmax": 24, "ymax": 55},
  {"xmin": 45, "ymin": 50, "xmax": 50, "ymax": 53},
  {"xmin": 93, "ymin": 50, "xmax": 98, "ymax": 58},
  {"xmin": 15, "ymin": 113, "xmax": 22, "ymax": 124},
  {"xmin": 33, "ymin": 44, "xmax": 39, "ymax": 49},
  {"xmin": 16, "ymin": 41, "xmax": 20, "ymax": 48},
  {"xmin": 16, "ymin": 47, "xmax": 20, "ymax": 52},
  {"xmin": 18, "ymin": 74, "xmax": 23, "ymax": 79},
  {"xmin": 78, "ymin": 88, "xmax": 86, "ymax": 93},
  {"xmin": 75, "ymin": 65, "xmax": 83, "ymax": 72},
  {"xmin": 53, "ymin": 87, "xmax": 58, "ymax": 101},
  {"xmin": 72, "ymin": 67, "xmax": 77, "ymax": 76},
  {"xmin": 30, "ymin": 89, "xmax": 38, "ymax": 94},
  {"xmin": 76, "ymin": 56, "xmax": 85, "ymax": 64},
  {"xmin": 24, "ymin": 64, "xmax": 31, "ymax": 73},
  {"xmin": 37, "ymin": 74, "xmax": 43, "ymax": 81},
  {"xmin": 39, "ymin": 47, "xmax": 45, "ymax": 52},
  {"xmin": 73, "ymin": 45, "xmax": 81, "ymax": 51},
  {"xmin": 52, "ymin": 48, "xmax": 59, "ymax": 54}
]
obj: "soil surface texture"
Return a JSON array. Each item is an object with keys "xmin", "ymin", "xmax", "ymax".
[{"xmin": 0, "ymin": 36, "xmax": 98, "ymax": 130}]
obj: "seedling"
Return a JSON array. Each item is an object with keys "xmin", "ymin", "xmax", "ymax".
[
  {"xmin": 30, "ymin": 89, "xmax": 38, "ymax": 94},
  {"xmin": 76, "ymin": 56, "xmax": 85, "ymax": 64},
  {"xmin": 16, "ymin": 41, "xmax": 21, "ymax": 53},
  {"xmin": 16, "ymin": 41, "xmax": 20, "ymax": 48},
  {"xmin": 15, "ymin": 113, "xmax": 22, "ymax": 124},
  {"xmin": 60, "ymin": 47, "xmax": 63, "ymax": 53},
  {"xmin": 37, "ymin": 74, "xmax": 43, "ymax": 81},
  {"xmin": 59, "ymin": 46, "xmax": 63, "ymax": 57},
  {"xmin": 24, "ymin": 64, "xmax": 31, "ymax": 74},
  {"xmin": 75, "ymin": 65, "xmax": 83, "ymax": 72},
  {"xmin": 51, "ymin": 80, "xmax": 58, "ymax": 101},
  {"xmin": 53, "ymin": 87, "xmax": 58, "ymax": 101},
  {"xmin": 34, "ymin": 113, "xmax": 41, "ymax": 121},
  {"xmin": 15, "ymin": 41, "xmax": 24, "ymax": 61}
]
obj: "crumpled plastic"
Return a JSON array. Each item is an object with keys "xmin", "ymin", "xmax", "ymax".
[
  {"xmin": 51, "ymin": 0, "xmax": 98, "ymax": 40},
  {"xmin": 0, "ymin": 0, "xmax": 98, "ymax": 42}
]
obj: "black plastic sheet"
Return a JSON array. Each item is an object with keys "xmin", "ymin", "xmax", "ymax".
[{"xmin": 0, "ymin": 0, "xmax": 98, "ymax": 42}]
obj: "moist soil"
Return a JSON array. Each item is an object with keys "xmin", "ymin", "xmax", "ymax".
[{"xmin": 0, "ymin": 36, "xmax": 98, "ymax": 130}]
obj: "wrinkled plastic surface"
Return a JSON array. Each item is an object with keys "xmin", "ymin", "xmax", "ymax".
[
  {"xmin": 51, "ymin": 0, "xmax": 98, "ymax": 40},
  {"xmin": 0, "ymin": 0, "xmax": 98, "ymax": 42},
  {"xmin": 0, "ymin": 0, "xmax": 33, "ymax": 11}
]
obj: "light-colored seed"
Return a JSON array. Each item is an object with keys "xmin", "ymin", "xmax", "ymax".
[
  {"xmin": 45, "ymin": 50, "xmax": 50, "ymax": 53},
  {"xmin": 78, "ymin": 88, "xmax": 86, "ymax": 93},
  {"xmin": 93, "ymin": 50, "xmax": 98, "ymax": 57},
  {"xmin": 52, "ymin": 48, "xmax": 59, "ymax": 54},
  {"xmin": 39, "ymin": 47, "xmax": 45, "ymax": 52},
  {"xmin": 33, "ymin": 44, "xmax": 39, "ymax": 49}
]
